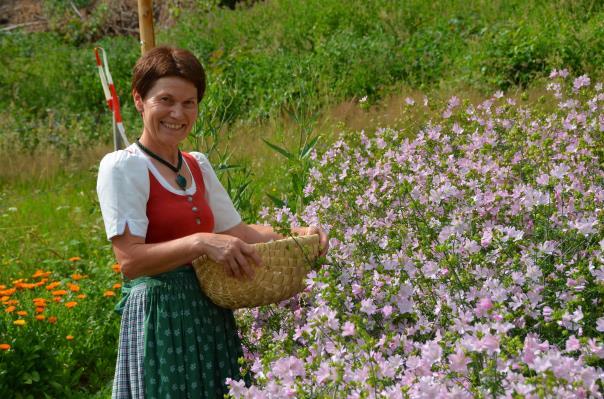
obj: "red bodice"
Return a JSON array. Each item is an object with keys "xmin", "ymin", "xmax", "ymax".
[{"xmin": 145, "ymin": 152, "xmax": 215, "ymax": 243}]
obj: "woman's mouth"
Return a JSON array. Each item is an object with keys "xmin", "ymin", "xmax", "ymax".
[{"xmin": 161, "ymin": 121, "xmax": 186, "ymax": 130}]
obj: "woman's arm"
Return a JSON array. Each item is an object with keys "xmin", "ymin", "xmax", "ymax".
[
  {"xmin": 112, "ymin": 225, "xmax": 262, "ymax": 280},
  {"xmin": 221, "ymin": 223, "xmax": 329, "ymax": 256}
]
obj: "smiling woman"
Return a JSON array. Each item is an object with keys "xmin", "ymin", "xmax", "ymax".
[{"xmin": 95, "ymin": 46, "xmax": 328, "ymax": 399}]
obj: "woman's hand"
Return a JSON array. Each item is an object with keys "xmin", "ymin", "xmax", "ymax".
[
  {"xmin": 195, "ymin": 233, "xmax": 262, "ymax": 280},
  {"xmin": 297, "ymin": 226, "xmax": 329, "ymax": 257}
]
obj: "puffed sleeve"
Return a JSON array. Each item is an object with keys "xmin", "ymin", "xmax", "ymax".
[
  {"xmin": 189, "ymin": 152, "xmax": 242, "ymax": 233},
  {"xmin": 96, "ymin": 150, "xmax": 150, "ymax": 240}
]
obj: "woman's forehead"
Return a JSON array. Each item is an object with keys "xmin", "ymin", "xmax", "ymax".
[{"xmin": 148, "ymin": 76, "xmax": 197, "ymax": 98}]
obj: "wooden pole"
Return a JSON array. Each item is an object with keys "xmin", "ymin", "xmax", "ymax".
[{"xmin": 137, "ymin": 0, "xmax": 155, "ymax": 54}]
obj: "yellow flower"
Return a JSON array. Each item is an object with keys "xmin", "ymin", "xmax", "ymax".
[{"xmin": 13, "ymin": 319, "xmax": 26, "ymax": 326}]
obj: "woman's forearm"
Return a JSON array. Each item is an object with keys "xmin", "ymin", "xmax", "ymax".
[{"xmin": 112, "ymin": 229, "xmax": 207, "ymax": 279}]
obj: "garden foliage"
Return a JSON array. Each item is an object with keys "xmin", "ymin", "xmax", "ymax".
[
  {"xmin": 2, "ymin": 0, "xmax": 604, "ymax": 156},
  {"xmin": 232, "ymin": 74, "xmax": 604, "ymax": 397}
]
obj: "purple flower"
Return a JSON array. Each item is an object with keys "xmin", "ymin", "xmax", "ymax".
[{"xmin": 573, "ymin": 74, "xmax": 591, "ymax": 91}]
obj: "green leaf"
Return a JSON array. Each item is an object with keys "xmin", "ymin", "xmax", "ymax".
[
  {"xmin": 300, "ymin": 136, "xmax": 319, "ymax": 159},
  {"xmin": 262, "ymin": 139, "xmax": 292, "ymax": 160},
  {"xmin": 266, "ymin": 193, "xmax": 285, "ymax": 207}
]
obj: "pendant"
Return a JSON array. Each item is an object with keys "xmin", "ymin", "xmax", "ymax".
[{"xmin": 176, "ymin": 174, "xmax": 187, "ymax": 190}]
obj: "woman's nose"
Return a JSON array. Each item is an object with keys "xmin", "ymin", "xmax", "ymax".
[{"xmin": 170, "ymin": 104, "xmax": 184, "ymax": 118}]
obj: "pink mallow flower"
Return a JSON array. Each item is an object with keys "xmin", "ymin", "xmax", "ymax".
[{"xmin": 474, "ymin": 297, "xmax": 493, "ymax": 317}]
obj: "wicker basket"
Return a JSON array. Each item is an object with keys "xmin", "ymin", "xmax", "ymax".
[{"xmin": 192, "ymin": 234, "xmax": 321, "ymax": 309}]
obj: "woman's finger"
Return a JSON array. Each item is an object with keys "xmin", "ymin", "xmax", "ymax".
[
  {"xmin": 227, "ymin": 258, "xmax": 243, "ymax": 280},
  {"xmin": 240, "ymin": 243, "xmax": 263, "ymax": 268},
  {"xmin": 234, "ymin": 252, "xmax": 255, "ymax": 280}
]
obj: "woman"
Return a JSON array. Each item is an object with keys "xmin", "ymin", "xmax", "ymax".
[{"xmin": 97, "ymin": 46, "xmax": 327, "ymax": 399}]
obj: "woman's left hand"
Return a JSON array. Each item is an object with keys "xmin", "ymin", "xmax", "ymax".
[{"xmin": 301, "ymin": 226, "xmax": 329, "ymax": 257}]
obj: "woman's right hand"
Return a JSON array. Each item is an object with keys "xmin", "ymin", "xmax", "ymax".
[{"xmin": 195, "ymin": 233, "xmax": 262, "ymax": 280}]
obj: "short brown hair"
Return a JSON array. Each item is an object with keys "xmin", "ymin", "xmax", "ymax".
[{"xmin": 131, "ymin": 46, "xmax": 206, "ymax": 102}]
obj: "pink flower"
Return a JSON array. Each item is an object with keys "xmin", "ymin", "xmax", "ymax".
[
  {"xmin": 360, "ymin": 299, "xmax": 377, "ymax": 315},
  {"xmin": 474, "ymin": 297, "xmax": 493, "ymax": 317},
  {"xmin": 565, "ymin": 335, "xmax": 581, "ymax": 352},
  {"xmin": 449, "ymin": 349, "xmax": 471, "ymax": 374},
  {"xmin": 342, "ymin": 321, "xmax": 356, "ymax": 337},
  {"xmin": 596, "ymin": 317, "xmax": 604, "ymax": 332}
]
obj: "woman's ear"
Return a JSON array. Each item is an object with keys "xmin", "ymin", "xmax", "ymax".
[{"xmin": 132, "ymin": 90, "xmax": 144, "ymax": 113}]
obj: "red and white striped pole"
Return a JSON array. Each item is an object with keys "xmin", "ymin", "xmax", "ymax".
[{"xmin": 94, "ymin": 47, "xmax": 129, "ymax": 150}]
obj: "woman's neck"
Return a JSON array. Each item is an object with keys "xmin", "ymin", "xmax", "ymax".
[{"xmin": 138, "ymin": 134, "xmax": 179, "ymax": 165}]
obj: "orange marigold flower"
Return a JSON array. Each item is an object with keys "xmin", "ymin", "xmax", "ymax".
[
  {"xmin": 68, "ymin": 257, "xmax": 81, "ymax": 262},
  {"xmin": 68, "ymin": 283, "xmax": 80, "ymax": 292},
  {"xmin": 111, "ymin": 263, "xmax": 121, "ymax": 273},
  {"xmin": 35, "ymin": 315, "xmax": 45, "ymax": 321},
  {"xmin": 53, "ymin": 297, "xmax": 62, "ymax": 303},
  {"xmin": 35, "ymin": 307, "xmax": 45, "ymax": 313},
  {"xmin": 13, "ymin": 319, "xmax": 26, "ymax": 326},
  {"xmin": 113, "ymin": 283, "xmax": 122, "ymax": 289},
  {"xmin": 5, "ymin": 306, "xmax": 16, "ymax": 313},
  {"xmin": 51, "ymin": 290, "xmax": 68, "ymax": 296},
  {"xmin": 0, "ymin": 344, "xmax": 10, "ymax": 351},
  {"xmin": 65, "ymin": 301, "xmax": 77, "ymax": 309},
  {"xmin": 71, "ymin": 273, "xmax": 87, "ymax": 281},
  {"xmin": 103, "ymin": 290, "xmax": 116, "ymax": 297},
  {"xmin": 33, "ymin": 297, "xmax": 47, "ymax": 304},
  {"xmin": 48, "ymin": 316, "xmax": 57, "ymax": 324},
  {"xmin": 6, "ymin": 299, "xmax": 19, "ymax": 306},
  {"xmin": 16, "ymin": 310, "xmax": 27, "ymax": 316},
  {"xmin": 0, "ymin": 285, "xmax": 5, "ymax": 289},
  {"xmin": 66, "ymin": 335, "xmax": 74, "ymax": 341},
  {"xmin": 15, "ymin": 282, "xmax": 36, "ymax": 290},
  {"xmin": 45, "ymin": 282, "xmax": 61, "ymax": 290},
  {"xmin": 1, "ymin": 296, "xmax": 9, "ymax": 302},
  {"xmin": 0, "ymin": 288, "xmax": 16, "ymax": 296},
  {"xmin": 32, "ymin": 270, "xmax": 51, "ymax": 279},
  {"xmin": 76, "ymin": 294, "xmax": 87, "ymax": 299}
]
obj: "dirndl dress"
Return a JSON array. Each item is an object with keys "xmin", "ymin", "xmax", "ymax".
[{"xmin": 109, "ymin": 152, "xmax": 245, "ymax": 399}]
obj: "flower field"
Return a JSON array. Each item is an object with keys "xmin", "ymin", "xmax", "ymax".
[
  {"xmin": 0, "ymin": 238, "xmax": 121, "ymax": 398},
  {"xmin": 232, "ymin": 73, "xmax": 604, "ymax": 398}
]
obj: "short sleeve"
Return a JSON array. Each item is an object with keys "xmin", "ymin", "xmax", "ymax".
[
  {"xmin": 189, "ymin": 152, "xmax": 242, "ymax": 233},
  {"xmin": 96, "ymin": 150, "xmax": 150, "ymax": 240}
]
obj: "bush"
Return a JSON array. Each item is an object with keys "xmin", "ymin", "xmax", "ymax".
[{"xmin": 232, "ymin": 74, "xmax": 604, "ymax": 397}]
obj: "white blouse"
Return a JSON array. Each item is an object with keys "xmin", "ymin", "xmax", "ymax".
[{"xmin": 96, "ymin": 144, "xmax": 241, "ymax": 240}]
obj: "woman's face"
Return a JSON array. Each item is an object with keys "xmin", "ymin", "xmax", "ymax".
[{"xmin": 133, "ymin": 76, "xmax": 198, "ymax": 149}]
